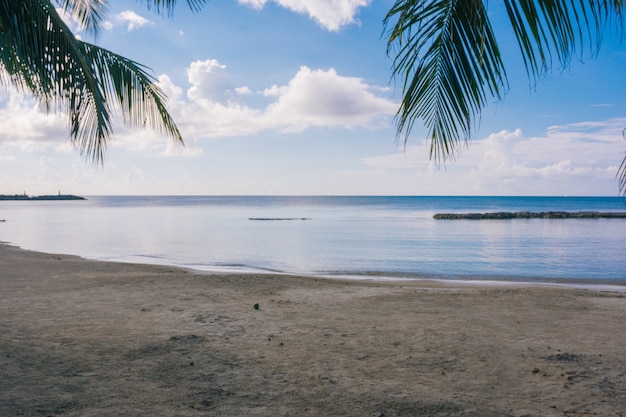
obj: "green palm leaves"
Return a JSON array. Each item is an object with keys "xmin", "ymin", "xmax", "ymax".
[
  {"xmin": 385, "ymin": 0, "xmax": 507, "ymax": 161},
  {"xmin": 386, "ymin": 0, "xmax": 626, "ymax": 191},
  {"xmin": 504, "ymin": 1, "xmax": 624, "ymax": 80},
  {"xmin": 0, "ymin": 0, "xmax": 208, "ymax": 162}
]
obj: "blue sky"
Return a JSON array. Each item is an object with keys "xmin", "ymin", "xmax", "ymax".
[{"xmin": 1, "ymin": 0, "xmax": 626, "ymax": 196}]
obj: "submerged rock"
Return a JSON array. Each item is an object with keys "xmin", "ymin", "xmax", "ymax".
[{"xmin": 433, "ymin": 211, "xmax": 626, "ymax": 219}]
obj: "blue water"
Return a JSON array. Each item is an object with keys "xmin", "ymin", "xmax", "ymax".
[{"xmin": 1, "ymin": 196, "xmax": 625, "ymax": 283}]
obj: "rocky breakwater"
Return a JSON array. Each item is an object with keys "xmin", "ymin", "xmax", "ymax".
[{"xmin": 433, "ymin": 211, "xmax": 626, "ymax": 219}]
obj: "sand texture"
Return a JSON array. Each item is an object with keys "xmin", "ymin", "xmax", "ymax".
[{"xmin": 1, "ymin": 242, "xmax": 625, "ymax": 416}]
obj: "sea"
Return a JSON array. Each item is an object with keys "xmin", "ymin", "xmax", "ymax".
[{"xmin": 1, "ymin": 195, "xmax": 625, "ymax": 284}]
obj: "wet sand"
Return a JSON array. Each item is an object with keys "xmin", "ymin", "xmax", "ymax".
[{"xmin": 1, "ymin": 242, "xmax": 625, "ymax": 416}]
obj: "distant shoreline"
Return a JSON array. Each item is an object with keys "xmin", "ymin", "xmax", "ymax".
[{"xmin": 0, "ymin": 194, "xmax": 85, "ymax": 201}]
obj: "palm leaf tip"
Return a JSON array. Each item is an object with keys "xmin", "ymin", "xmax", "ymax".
[
  {"xmin": 618, "ymin": 129, "xmax": 626, "ymax": 196},
  {"xmin": 57, "ymin": 0, "xmax": 110, "ymax": 39}
]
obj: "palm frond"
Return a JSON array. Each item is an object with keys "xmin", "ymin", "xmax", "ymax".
[
  {"xmin": 385, "ymin": 0, "xmax": 507, "ymax": 161},
  {"xmin": 2, "ymin": 0, "xmax": 114, "ymax": 161},
  {"xmin": 0, "ymin": 0, "xmax": 182, "ymax": 163},
  {"xmin": 82, "ymin": 42, "xmax": 182, "ymax": 149}
]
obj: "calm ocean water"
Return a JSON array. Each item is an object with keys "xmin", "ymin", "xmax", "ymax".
[{"xmin": 1, "ymin": 196, "xmax": 625, "ymax": 283}]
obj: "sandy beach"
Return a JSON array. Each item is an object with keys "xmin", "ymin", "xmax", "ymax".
[{"xmin": 1, "ymin": 242, "xmax": 625, "ymax": 416}]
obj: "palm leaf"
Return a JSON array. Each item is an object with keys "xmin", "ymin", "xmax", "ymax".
[
  {"xmin": 385, "ymin": 0, "xmax": 507, "ymax": 161},
  {"xmin": 620, "ymin": 130, "xmax": 626, "ymax": 195},
  {"xmin": 81, "ymin": 42, "xmax": 182, "ymax": 158}
]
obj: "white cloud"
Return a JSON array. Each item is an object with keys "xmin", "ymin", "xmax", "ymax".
[
  {"xmin": 360, "ymin": 120, "xmax": 626, "ymax": 194},
  {"xmin": 264, "ymin": 66, "xmax": 397, "ymax": 130},
  {"xmin": 0, "ymin": 92, "xmax": 68, "ymax": 151},
  {"xmin": 159, "ymin": 60, "xmax": 397, "ymax": 139},
  {"xmin": 56, "ymin": 7, "xmax": 148, "ymax": 34},
  {"xmin": 0, "ymin": 58, "xmax": 395, "ymax": 159},
  {"xmin": 158, "ymin": 140, "xmax": 204, "ymax": 157},
  {"xmin": 235, "ymin": 86, "xmax": 253, "ymax": 95},
  {"xmin": 239, "ymin": 0, "xmax": 267, "ymax": 8},
  {"xmin": 0, "ymin": 86, "xmax": 200, "ymax": 161},
  {"xmin": 11, "ymin": 60, "xmax": 393, "ymax": 157},
  {"xmin": 263, "ymin": 85, "xmax": 284, "ymax": 97},
  {"xmin": 186, "ymin": 60, "xmax": 234, "ymax": 105},
  {"xmin": 114, "ymin": 10, "xmax": 152, "ymax": 31},
  {"xmin": 238, "ymin": 0, "xmax": 371, "ymax": 31}
]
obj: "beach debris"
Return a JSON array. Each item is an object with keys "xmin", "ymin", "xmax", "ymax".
[
  {"xmin": 169, "ymin": 334, "xmax": 205, "ymax": 343},
  {"xmin": 545, "ymin": 352, "xmax": 581, "ymax": 362},
  {"xmin": 253, "ymin": 303, "xmax": 259, "ymax": 310}
]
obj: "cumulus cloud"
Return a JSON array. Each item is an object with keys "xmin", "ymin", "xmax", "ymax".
[
  {"xmin": 0, "ymin": 84, "xmax": 198, "ymax": 160},
  {"xmin": 0, "ymin": 59, "xmax": 394, "ymax": 158},
  {"xmin": 239, "ymin": 0, "xmax": 266, "ymax": 7},
  {"xmin": 235, "ymin": 86, "xmax": 253, "ymax": 96},
  {"xmin": 160, "ymin": 60, "xmax": 397, "ymax": 139},
  {"xmin": 360, "ymin": 120, "xmax": 626, "ymax": 194},
  {"xmin": 0, "ymin": 91, "xmax": 68, "ymax": 153},
  {"xmin": 0, "ymin": 58, "xmax": 393, "ymax": 161},
  {"xmin": 238, "ymin": 0, "xmax": 371, "ymax": 31},
  {"xmin": 111, "ymin": 10, "xmax": 153, "ymax": 31},
  {"xmin": 264, "ymin": 67, "xmax": 397, "ymax": 130},
  {"xmin": 186, "ymin": 60, "xmax": 235, "ymax": 105}
]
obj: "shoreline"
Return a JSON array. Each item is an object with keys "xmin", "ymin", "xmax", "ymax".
[
  {"xmin": 2, "ymin": 194, "xmax": 624, "ymax": 282},
  {"xmin": 2, "ymin": 242, "xmax": 626, "ymax": 415},
  {"xmin": 7, "ymin": 241, "xmax": 625, "ymax": 292}
]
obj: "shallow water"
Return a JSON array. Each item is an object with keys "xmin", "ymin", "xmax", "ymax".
[{"xmin": 1, "ymin": 196, "xmax": 625, "ymax": 282}]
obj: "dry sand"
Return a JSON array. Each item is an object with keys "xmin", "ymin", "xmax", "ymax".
[{"xmin": 1, "ymin": 242, "xmax": 625, "ymax": 416}]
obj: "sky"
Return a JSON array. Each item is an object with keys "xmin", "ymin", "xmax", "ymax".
[{"xmin": 1, "ymin": 1, "xmax": 626, "ymax": 196}]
